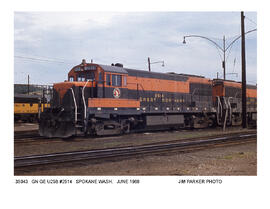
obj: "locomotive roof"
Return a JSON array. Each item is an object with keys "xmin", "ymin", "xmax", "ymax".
[
  {"xmin": 98, "ymin": 64, "xmax": 189, "ymax": 81},
  {"xmin": 97, "ymin": 63, "xmax": 210, "ymax": 82},
  {"xmin": 125, "ymin": 68, "xmax": 189, "ymax": 81},
  {"xmin": 98, "ymin": 64, "xmax": 128, "ymax": 74},
  {"xmin": 213, "ymin": 79, "xmax": 257, "ymax": 89},
  {"xmin": 14, "ymin": 93, "xmax": 41, "ymax": 99},
  {"xmin": 14, "ymin": 94, "xmax": 41, "ymax": 103},
  {"xmin": 80, "ymin": 62, "xmax": 211, "ymax": 82}
]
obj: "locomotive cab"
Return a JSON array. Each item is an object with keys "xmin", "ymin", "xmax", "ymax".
[{"xmin": 68, "ymin": 61, "xmax": 98, "ymax": 82}]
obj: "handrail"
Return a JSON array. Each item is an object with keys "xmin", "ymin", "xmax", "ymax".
[
  {"xmin": 228, "ymin": 97, "xmax": 233, "ymax": 124},
  {"xmin": 217, "ymin": 96, "xmax": 223, "ymax": 125},
  {"xmin": 82, "ymin": 80, "xmax": 90, "ymax": 120},
  {"xmin": 192, "ymin": 88, "xmax": 199, "ymax": 96},
  {"xmin": 223, "ymin": 97, "xmax": 229, "ymax": 131},
  {"xmin": 70, "ymin": 88, "xmax": 77, "ymax": 123},
  {"xmin": 217, "ymin": 96, "xmax": 223, "ymax": 118}
]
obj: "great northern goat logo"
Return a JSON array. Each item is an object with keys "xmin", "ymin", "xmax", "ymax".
[{"xmin": 113, "ymin": 88, "xmax": 121, "ymax": 98}]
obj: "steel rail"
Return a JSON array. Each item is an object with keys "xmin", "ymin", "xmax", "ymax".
[
  {"xmin": 14, "ymin": 133, "xmax": 256, "ymax": 168},
  {"xmin": 14, "ymin": 135, "xmax": 42, "ymax": 140}
]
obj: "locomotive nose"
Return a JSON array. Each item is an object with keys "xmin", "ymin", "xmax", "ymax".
[{"xmin": 39, "ymin": 108, "xmax": 76, "ymax": 138}]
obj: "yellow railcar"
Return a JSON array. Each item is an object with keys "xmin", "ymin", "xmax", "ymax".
[{"xmin": 14, "ymin": 94, "xmax": 50, "ymax": 122}]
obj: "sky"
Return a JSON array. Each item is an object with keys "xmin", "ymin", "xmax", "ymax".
[{"xmin": 14, "ymin": 12, "xmax": 257, "ymax": 85}]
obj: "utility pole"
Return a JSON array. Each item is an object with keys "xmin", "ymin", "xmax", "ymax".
[
  {"xmin": 223, "ymin": 36, "xmax": 226, "ymax": 80},
  {"xmin": 147, "ymin": 57, "xmax": 165, "ymax": 72},
  {"xmin": 241, "ymin": 11, "xmax": 247, "ymax": 128},
  {"xmin": 148, "ymin": 57, "xmax": 151, "ymax": 72},
  {"xmin": 27, "ymin": 74, "xmax": 30, "ymax": 95}
]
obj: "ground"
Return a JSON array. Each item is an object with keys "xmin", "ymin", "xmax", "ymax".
[
  {"xmin": 15, "ymin": 142, "xmax": 256, "ymax": 175},
  {"xmin": 14, "ymin": 125, "xmax": 257, "ymax": 176}
]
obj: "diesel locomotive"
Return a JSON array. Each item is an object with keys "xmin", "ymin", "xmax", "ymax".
[{"xmin": 39, "ymin": 59, "xmax": 257, "ymax": 138}]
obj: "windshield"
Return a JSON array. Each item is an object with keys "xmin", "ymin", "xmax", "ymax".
[{"xmin": 77, "ymin": 72, "xmax": 95, "ymax": 81}]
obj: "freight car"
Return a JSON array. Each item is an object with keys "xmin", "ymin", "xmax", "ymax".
[
  {"xmin": 14, "ymin": 94, "xmax": 50, "ymax": 122},
  {"xmin": 39, "ymin": 59, "xmax": 257, "ymax": 138}
]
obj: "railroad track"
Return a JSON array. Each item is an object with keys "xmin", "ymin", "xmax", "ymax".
[
  {"xmin": 14, "ymin": 127, "xmax": 256, "ymax": 143},
  {"xmin": 14, "ymin": 132, "xmax": 256, "ymax": 168},
  {"xmin": 14, "ymin": 130, "xmax": 41, "ymax": 140}
]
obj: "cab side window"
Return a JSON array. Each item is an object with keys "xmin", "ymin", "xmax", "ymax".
[
  {"xmin": 106, "ymin": 74, "xmax": 111, "ymax": 85},
  {"xmin": 117, "ymin": 75, "xmax": 122, "ymax": 86},
  {"xmin": 123, "ymin": 76, "xmax": 127, "ymax": 86},
  {"xmin": 99, "ymin": 72, "xmax": 103, "ymax": 81},
  {"xmin": 112, "ymin": 74, "xmax": 122, "ymax": 86}
]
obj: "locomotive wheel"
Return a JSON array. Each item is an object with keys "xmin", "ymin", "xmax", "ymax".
[
  {"xmin": 121, "ymin": 120, "xmax": 130, "ymax": 134},
  {"xmin": 193, "ymin": 116, "xmax": 209, "ymax": 129},
  {"xmin": 93, "ymin": 119, "xmax": 131, "ymax": 136},
  {"xmin": 94, "ymin": 120, "xmax": 122, "ymax": 136},
  {"xmin": 208, "ymin": 118, "xmax": 215, "ymax": 127}
]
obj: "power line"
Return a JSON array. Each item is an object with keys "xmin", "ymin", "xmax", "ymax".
[
  {"xmin": 245, "ymin": 16, "xmax": 257, "ymax": 26},
  {"xmin": 14, "ymin": 55, "xmax": 76, "ymax": 65},
  {"xmin": 15, "ymin": 51, "xmax": 76, "ymax": 62}
]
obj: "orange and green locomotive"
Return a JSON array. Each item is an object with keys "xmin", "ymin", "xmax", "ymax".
[{"xmin": 39, "ymin": 59, "xmax": 257, "ymax": 138}]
